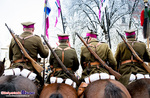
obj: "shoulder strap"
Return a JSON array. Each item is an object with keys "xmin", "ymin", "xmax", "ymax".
[
  {"xmin": 18, "ymin": 35, "xmax": 34, "ymax": 46},
  {"xmin": 88, "ymin": 43, "xmax": 101, "ymax": 53},
  {"xmin": 18, "ymin": 35, "xmax": 34, "ymax": 60},
  {"xmin": 19, "ymin": 35, "xmax": 34, "ymax": 40},
  {"xmin": 128, "ymin": 41, "xmax": 138, "ymax": 62},
  {"xmin": 57, "ymin": 47, "xmax": 71, "ymax": 63},
  {"xmin": 96, "ymin": 42, "xmax": 101, "ymax": 47}
]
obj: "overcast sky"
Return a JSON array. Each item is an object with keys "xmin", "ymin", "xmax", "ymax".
[
  {"xmin": 0, "ymin": 0, "xmax": 73, "ymax": 61},
  {"xmin": 0, "ymin": 0, "xmax": 69, "ymax": 49}
]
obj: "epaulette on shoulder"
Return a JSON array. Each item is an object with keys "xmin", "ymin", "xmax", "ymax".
[
  {"xmin": 81, "ymin": 45, "xmax": 86, "ymax": 48},
  {"xmin": 100, "ymin": 42, "xmax": 105, "ymax": 43},
  {"xmin": 52, "ymin": 47, "xmax": 55, "ymax": 49},
  {"xmin": 139, "ymin": 41, "xmax": 143, "ymax": 43},
  {"xmin": 52, "ymin": 47, "xmax": 57, "ymax": 51},
  {"xmin": 119, "ymin": 41, "xmax": 124, "ymax": 44},
  {"xmin": 70, "ymin": 47, "xmax": 75, "ymax": 49},
  {"xmin": 34, "ymin": 34, "xmax": 40, "ymax": 37},
  {"xmin": 15, "ymin": 34, "xmax": 19, "ymax": 37},
  {"xmin": 139, "ymin": 41, "xmax": 145, "ymax": 44}
]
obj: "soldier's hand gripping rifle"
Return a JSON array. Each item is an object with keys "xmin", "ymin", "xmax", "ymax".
[
  {"xmin": 5, "ymin": 23, "xmax": 44, "ymax": 73},
  {"xmin": 117, "ymin": 30, "xmax": 150, "ymax": 73},
  {"xmin": 75, "ymin": 32, "xmax": 121, "ymax": 80},
  {"xmin": 41, "ymin": 35, "xmax": 80, "ymax": 86}
]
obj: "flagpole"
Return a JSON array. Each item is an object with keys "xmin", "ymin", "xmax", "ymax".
[
  {"xmin": 58, "ymin": 0, "xmax": 65, "ymax": 34},
  {"xmin": 42, "ymin": 0, "xmax": 48, "ymax": 85},
  {"xmin": 44, "ymin": 0, "xmax": 47, "ymax": 37}
]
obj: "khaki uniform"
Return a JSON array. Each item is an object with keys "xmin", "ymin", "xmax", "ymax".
[
  {"xmin": 115, "ymin": 38, "xmax": 150, "ymax": 86},
  {"xmin": 9, "ymin": 31, "xmax": 49, "ymax": 71},
  {"xmin": 46, "ymin": 43, "xmax": 79, "ymax": 83},
  {"xmin": 80, "ymin": 39, "xmax": 117, "ymax": 80}
]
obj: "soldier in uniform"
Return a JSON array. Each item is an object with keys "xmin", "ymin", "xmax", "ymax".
[
  {"xmin": 9, "ymin": 21, "xmax": 49, "ymax": 91},
  {"xmin": 46, "ymin": 34, "xmax": 79, "ymax": 83},
  {"xmin": 78, "ymin": 31, "xmax": 117, "ymax": 97},
  {"xmin": 115, "ymin": 29, "xmax": 150, "ymax": 86},
  {"xmin": 80, "ymin": 31, "xmax": 117, "ymax": 80}
]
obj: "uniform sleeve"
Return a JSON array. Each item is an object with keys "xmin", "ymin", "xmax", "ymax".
[
  {"xmin": 143, "ymin": 48, "xmax": 150, "ymax": 62},
  {"xmin": 49, "ymin": 51, "xmax": 54, "ymax": 65},
  {"xmin": 107, "ymin": 46, "xmax": 117, "ymax": 71},
  {"xmin": 9, "ymin": 38, "xmax": 15, "ymax": 61},
  {"xmin": 80, "ymin": 46, "xmax": 86, "ymax": 70},
  {"xmin": 9, "ymin": 41, "xmax": 13, "ymax": 61},
  {"xmin": 37, "ymin": 36, "xmax": 49, "ymax": 58},
  {"xmin": 72, "ymin": 50, "xmax": 79, "ymax": 71},
  {"xmin": 114, "ymin": 44, "xmax": 121, "ymax": 70}
]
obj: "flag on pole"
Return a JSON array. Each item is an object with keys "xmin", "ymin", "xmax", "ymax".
[
  {"xmin": 44, "ymin": 0, "xmax": 51, "ymax": 39},
  {"xmin": 99, "ymin": 7, "xmax": 101, "ymax": 21},
  {"xmin": 54, "ymin": 17, "xmax": 58, "ymax": 27},
  {"xmin": 55, "ymin": 0, "xmax": 61, "ymax": 17},
  {"xmin": 99, "ymin": 0, "xmax": 105, "ymax": 21},
  {"xmin": 99, "ymin": 0, "xmax": 103, "ymax": 21},
  {"xmin": 56, "ymin": 0, "xmax": 60, "ymax": 7},
  {"xmin": 54, "ymin": 0, "xmax": 61, "ymax": 27}
]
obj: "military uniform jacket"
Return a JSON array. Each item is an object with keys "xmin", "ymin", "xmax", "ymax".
[
  {"xmin": 115, "ymin": 38, "xmax": 150, "ymax": 86},
  {"xmin": 9, "ymin": 31, "xmax": 49, "ymax": 70},
  {"xmin": 49, "ymin": 43, "xmax": 79, "ymax": 79},
  {"xmin": 80, "ymin": 39, "xmax": 117, "ymax": 79}
]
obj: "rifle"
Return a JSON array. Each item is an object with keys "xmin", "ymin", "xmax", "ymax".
[
  {"xmin": 5, "ymin": 23, "xmax": 44, "ymax": 73},
  {"xmin": 117, "ymin": 30, "xmax": 150, "ymax": 73},
  {"xmin": 41, "ymin": 35, "xmax": 80, "ymax": 86},
  {"xmin": 75, "ymin": 33, "xmax": 121, "ymax": 80}
]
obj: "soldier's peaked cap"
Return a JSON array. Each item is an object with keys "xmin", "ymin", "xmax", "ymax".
[
  {"xmin": 124, "ymin": 29, "xmax": 136, "ymax": 37},
  {"xmin": 21, "ymin": 22, "xmax": 35, "ymax": 28},
  {"xmin": 84, "ymin": 31, "xmax": 98, "ymax": 39},
  {"xmin": 57, "ymin": 34, "xmax": 70, "ymax": 40}
]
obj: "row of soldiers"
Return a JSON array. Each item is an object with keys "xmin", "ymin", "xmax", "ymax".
[{"xmin": 8, "ymin": 21, "xmax": 150, "ymax": 92}]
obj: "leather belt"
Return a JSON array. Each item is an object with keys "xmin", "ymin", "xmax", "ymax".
[
  {"xmin": 55, "ymin": 68, "xmax": 72, "ymax": 71},
  {"xmin": 90, "ymin": 61, "xmax": 100, "ymax": 66},
  {"xmin": 121, "ymin": 60, "xmax": 138, "ymax": 65},
  {"xmin": 85, "ymin": 61, "xmax": 100, "ymax": 67},
  {"xmin": 85, "ymin": 61, "xmax": 101, "ymax": 69},
  {"xmin": 50, "ymin": 68, "xmax": 72, "ymax": 77},
  {"xmin": 13, "ymin": 59, "xmax": 37, "ymax": 63}
]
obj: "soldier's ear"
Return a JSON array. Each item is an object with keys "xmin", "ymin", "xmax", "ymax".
[
  {"xmin": 66, "ymin": 39, "xmax": 69, "ymax": 43},
  {"xmin": 89, "ymin": 37, "xmax": 92, "ymax": 41},
  {"xmin": 23, "ymin": 28, "xmax": 25, "ymax": 31},
  {"xmin": 32, "ymin": 28, "xmax": 34, "ymax": 32}
]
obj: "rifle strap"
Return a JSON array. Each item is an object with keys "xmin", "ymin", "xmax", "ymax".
[
  {"xmin": 121, "ymin": 60, "xmax": 138, "ymax": 65},
  {"xmin": 88, "ymin": 42, "xmax": 101, "ymax": 53},
  {"xmin": 128, "ymin": 41, "xmax": 139, "ymax": 62},
  {"xmin": 18, "ymin": 35, "xmax": 34, "ymax": 62},
  {"xmin": 19, "ymin": 35, "xmax": 34, "ymax": 47},
  {"xmin": 18, "ymin": 35, "xmax": 25, "ymax": 62},
  {"xmin": 19, "ymin": 35, "xmax": 34, "ymax": 40},
  {"xmin": 131, "ymin": 41, "xmax": 134, "ymax": 62}
]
